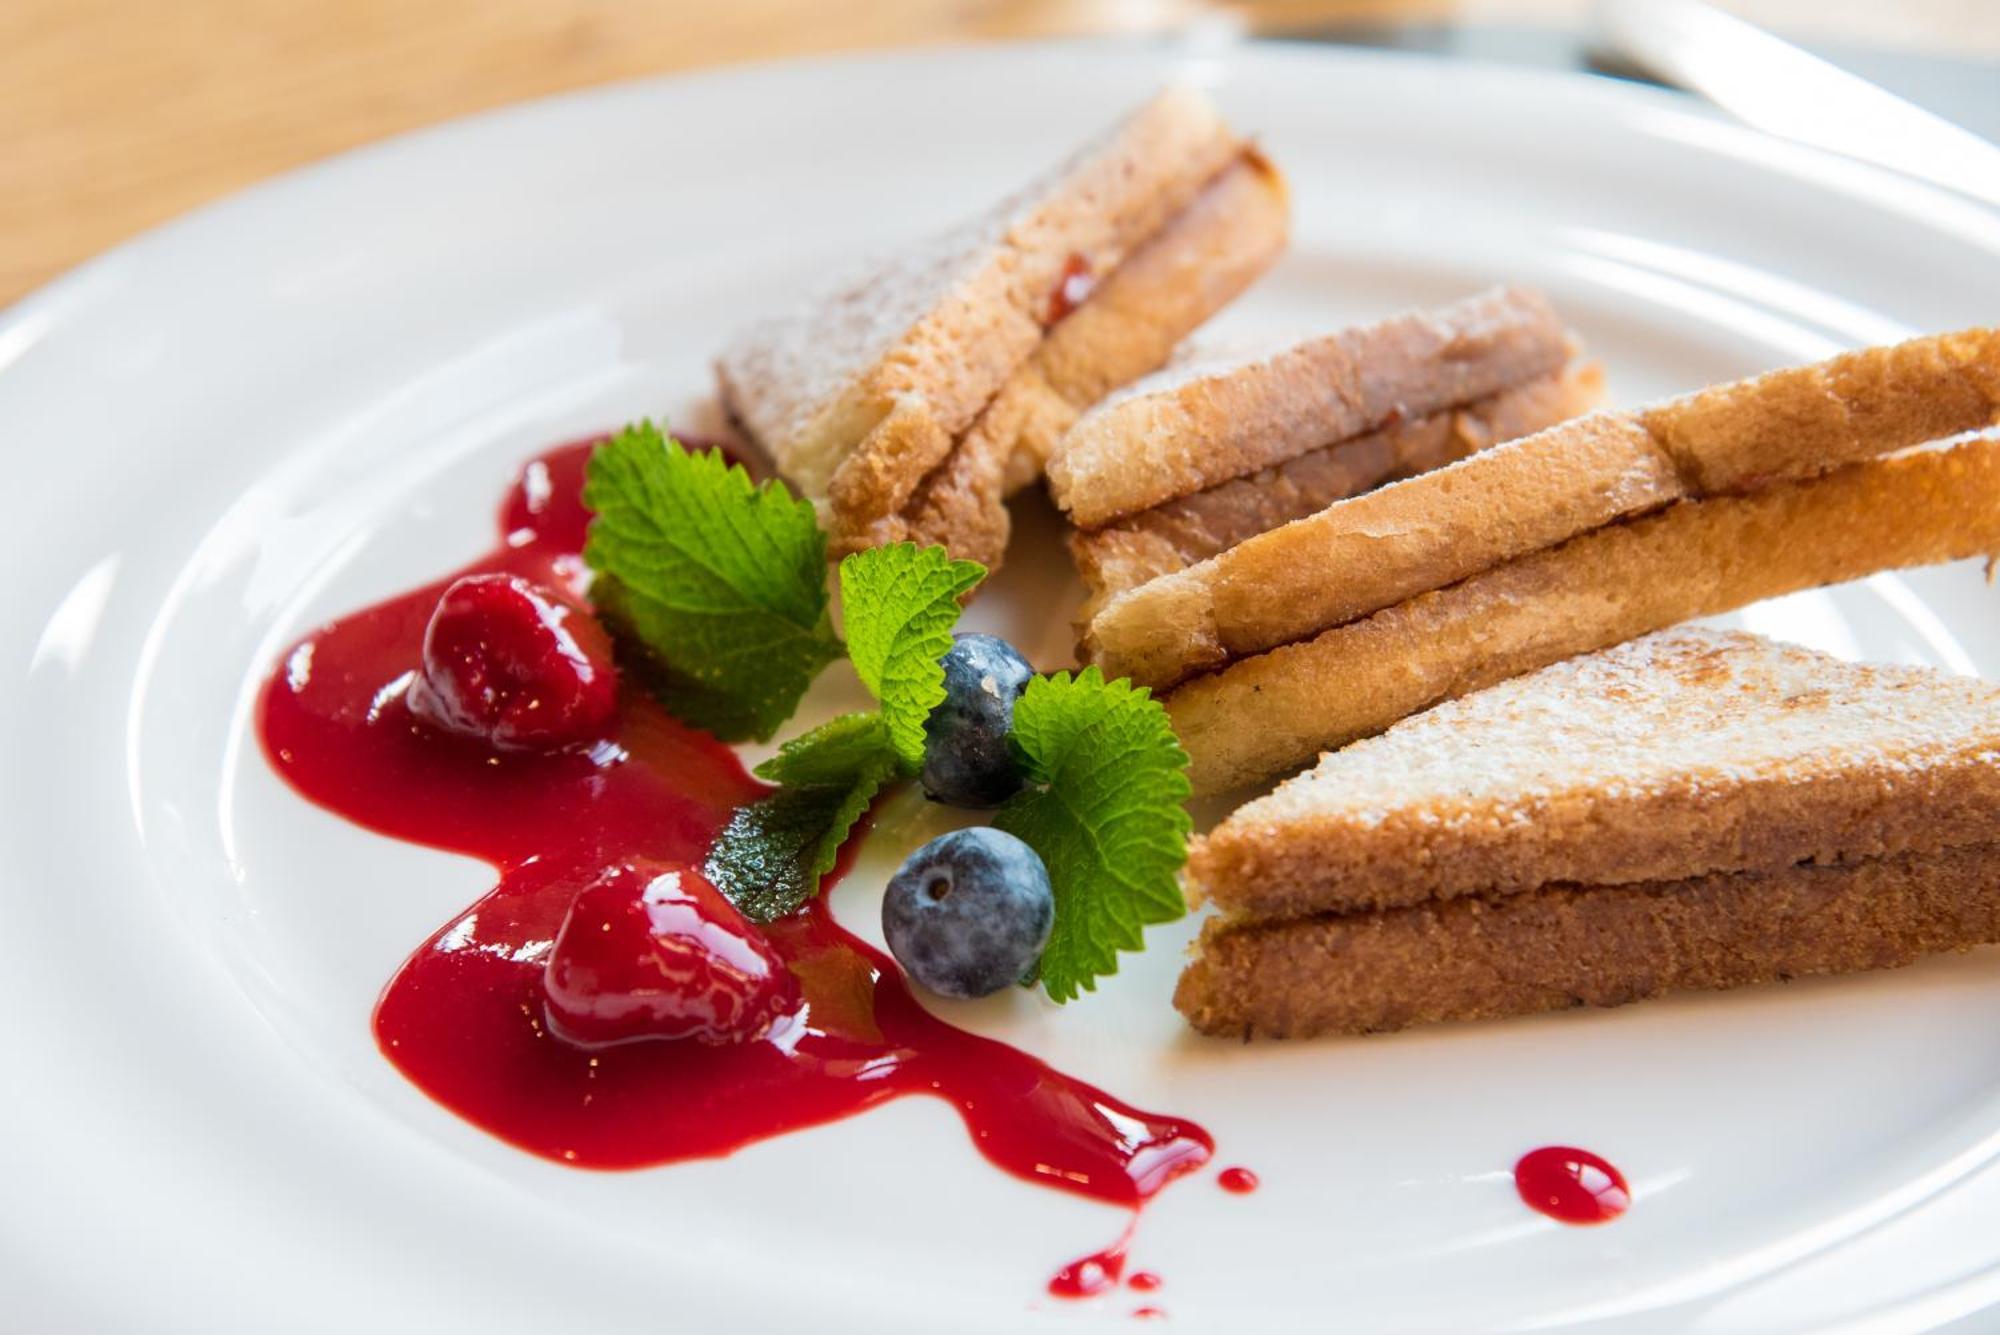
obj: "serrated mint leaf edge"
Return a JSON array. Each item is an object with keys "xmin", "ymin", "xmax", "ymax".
[
  {"xmin": 837, "ymin": 543, "xmax": 983, "ymax": 767},
  {"xmin": 994, "ymin": 668, "xmax": 1193, "ymax": 1003}
]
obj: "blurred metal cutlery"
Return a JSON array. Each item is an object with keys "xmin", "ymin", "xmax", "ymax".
[{"xmin": 1592, "ymin": 0, "xmax": 2000, "ymax": 209}]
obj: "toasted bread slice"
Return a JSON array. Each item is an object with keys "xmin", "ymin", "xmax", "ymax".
[
  {"xmin": 1073, "ymin": 360, "xmax": 1603, "ymax": 635},
  {"xmin": 1047, "ymin": 286, "xmax": 1572, "ymax": 528},
  {"xmin": 716, "ymin": 87, "xmax": 1248, "ymax": 547},
  {"xmin": 1168, "ymin": 435, "xmax": 2000, "ymax": 795},
  {"xmin": 842, "ymin": 148, "xmax": 1290, "ymax": 568},
  {"xmin": 1189, "ymin": 627, "xmax": 2000, "ymax": 921},
  {"xmin": 1176, "ymin": 842, "xmax": 2000, "ymax": 1038},
  {"xmin": 1093, "ymin": 328, "xmax": 2000, "ymax": 690},
  {"xmin": 1073, "ymin": 362, "xmax": 1603, "ymax": 613}
]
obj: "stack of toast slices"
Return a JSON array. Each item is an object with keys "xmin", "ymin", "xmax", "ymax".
[
  {"xmin": 1066, "ymin": 328, "xmax": 2000, "ymax": 795},
  {"xmin": 1176, "ymin": 627, "xmax": 2000, "ymax": 1038},
  {"xmin": 722, "ymin": 85, "xmax": 2000, "ymax": 1039},
  {"xmin": 716, "ymin": 85, "xmax": 1288, "ymax": 572}
]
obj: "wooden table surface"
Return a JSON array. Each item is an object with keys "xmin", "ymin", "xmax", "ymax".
[{"xmin": 5, "ymin": 0, "xmax": 1996, "ymax": 307}]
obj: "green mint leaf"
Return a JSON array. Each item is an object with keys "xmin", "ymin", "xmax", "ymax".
[
  {"xmin": 705, "ymin": 748, "xmax": 900, "ymax": 923},
  {"xmin": 582, "ymin": 423, "xmax": 842, "ymax": 742},
  {"xmin": 994, "ymin": 667, "xmax": 1192, "ymax": 1003},
  {"xmin": 754, "ymin": 712, "xmax": 893, "ymax": 785},
  {"xmin": 838, "ymin": 543, "xmax": 984, "ymax": 767}
]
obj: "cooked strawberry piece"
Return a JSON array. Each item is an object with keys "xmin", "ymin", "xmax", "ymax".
[
  {"xmin": 408, "ymin": 573, "xmax": 617, "ymax": 749},
  {"xmin": 542, "ymin": 863, "xmax": 799, "ymax": 1046}
]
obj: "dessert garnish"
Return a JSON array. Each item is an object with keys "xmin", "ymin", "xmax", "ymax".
[
  {"xmin": 259, "ymin": 433, "xmax": 1213, "ymax": 1288},
  {"xmin": 581, "ymin": 421, "xmax": 848, "ymax": 743},
  {"xmin": 883, "ymin": 828, "xmax": 1054, "ymax": 999},
  {"xmin": 407, "ymin": 572, "xmax": 619, "ymax": 750},
  {"xmin": 541, "ymin": 861, "xmax": 800, "ymax": 1046},
  {"xmin": 920, "ymin": 631, "xmax": 1035, "ymax": 806},
  {"xmin": 581, "ymin": 422, "xmax": 1193, "ymax": 1001},
  {"xmin": 990, "ymin": 667, "xmax": 1190, "ymax": 1000}
]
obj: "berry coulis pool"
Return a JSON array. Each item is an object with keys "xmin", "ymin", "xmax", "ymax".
[{"xmin": 258, "ymin": 439, "xmax": 1211, "ymax": 1208}]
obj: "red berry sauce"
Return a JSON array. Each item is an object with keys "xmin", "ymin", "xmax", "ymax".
[
  {"xmin": 1049, "ymin": 1226, "xmax": 1132, "ymax": 1299},
  {"xmin": 1128, "ymin": 1271, "xmax": 1162, "ymax": 1293},
  {"xmin": 1047, "ymin": 252, "xmax": 1097, "ymax": 324},
  {"xmin": 259, "ymin": 438, "xmax": 1214, "ymax": 1210},
  {"xmin": 1216, "ymin": 1165, "xmax": 1259, "ymax": 1194},
  {"xmin": 1513, "ymin": 1146, "xmax": 1630, "ymax": 1225}
]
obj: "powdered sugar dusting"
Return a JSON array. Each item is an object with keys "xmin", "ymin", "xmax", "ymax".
[
  {"xmin": 1230, "ymin": 627, "xmax": 2000, "ymax": 829},
  {"xmin": 716, "ymin": 210, "xmax": 1013, "ymax": 475}
]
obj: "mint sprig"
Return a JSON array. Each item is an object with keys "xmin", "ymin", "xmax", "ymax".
[
  {"xmin": 840, "ymin": 544, "xmax": 984, "ymax": 767},
  {"xmin": 580, "ymin": 426, "xmax": 1194, "ymax": 991},
  {"xmin": 702, "ymin": 713, "xmax": 901, "ymax": 921},
  {"xmin": 700, "ymin": 548, "xmax": 983, "ymax": 921},
  {"xmin": 753, "ymin": 712, "xmax": 894, "ymax": 786},
  {"xmin": 705, "ymin": 744, "xmax": 900, "ymax": 922},
  {"xmin": 995, "ymin": 669, "xmax": 1192, "ymax": 1002},
  {"xmin": 582, "ymin": 423, "xmax": 841, "ymax": 742}
]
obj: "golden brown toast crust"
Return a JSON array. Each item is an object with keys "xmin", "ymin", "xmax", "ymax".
[
  {"xmin": 1071, "ymin": 363, "xmax": 1603, "ymax": 626},
  {"xmin": 834, "ymin": 147, "xmax": 1290, "ymax": 569},
  {"xmin": 1189, "ymin": 628, "xmax": 2000, "ymax": 921},
  {"xmin": 1175, "ymin": 843, "xmax": 2000, "ymax": 1038},
  {"xmin": 1048, "ymin": 286, "xmax": 1572, "ymax": 528},
  {"xmin": 1168, "ymin": 435, "xmax": 2000, "ymax": 796},
  {"xmin": 1091, "ymin": 328, "xmax": 2000, "ymax": 691},
  {"xmin": 1643, "ymin": 325, "xmax": 2000, "ymax": 492}
]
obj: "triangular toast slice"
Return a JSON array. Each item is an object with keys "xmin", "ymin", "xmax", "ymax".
[
  {"xmin": 1189, "ymin": 627, "xmax": 2000, "ymax": 923},
  {"xmin": 859, "ymin": 148, "xmax": 1288, "ymax": 567},
  {"xmin": 1048, "ymin": 286, "xmax": 1580, "ymax": 529},
  {"xmin": 715, "ymin": 86, "xmax": 1284, "ymax": 569},
  {"xmin": 1047, "ymin": 287, "xmax": 1601, "ymax": 638}
]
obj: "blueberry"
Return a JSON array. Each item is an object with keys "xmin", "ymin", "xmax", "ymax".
[
  {"xmin": 921, "ymin": 633, "xmax": 1035, "ymax": 807},
  {"xmin": 882, "ymin": 828, "xmax": 1054, "ymax": 999}
]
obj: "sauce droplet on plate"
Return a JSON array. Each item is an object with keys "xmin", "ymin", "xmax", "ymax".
[
  {"xmin": 1514, "ymin": 1146, "xmax": 1630, "ymax": 1224},
  {"xmin": 1217, "ymin": 1165, "xmax": 1260, "ymax": 1194},
  {"xmin": 1049, "ymin": 1231, "xmax": 1130, "ymax": 1298}
]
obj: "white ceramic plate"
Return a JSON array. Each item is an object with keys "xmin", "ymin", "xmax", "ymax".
[{"xmin": 7, "ymin": 38, "xmax": 2000, "ymax": 1334}]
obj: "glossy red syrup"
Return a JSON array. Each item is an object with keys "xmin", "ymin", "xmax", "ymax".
[
  {"xmin": 1514, "ymin": 1146, "xmax": 1630, "ymax": 1225},
  {"xmin": 1216, "ymin": 1165, "xmax": 1259, "ymax": 1194},
  {"xmin": 1132, "ymin": 1307, "xmax": 1166, "ymax": 1320},
  {"xmin": 1128, "ymin": 1271, "xmax": 1162, "ymax": 1293},
  {"xmin": 258, "ymin": 438, "xmax": 1213, "ymax": 1206},
  {"xmin": 1048, "ymin": 1225, "xmax": 1132, "ymax": 1299}
]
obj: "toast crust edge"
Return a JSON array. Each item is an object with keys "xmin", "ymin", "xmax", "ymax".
[{"xmin": 1175, "ymin": 842, "xmax": 2000, "ymax": 1038}]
